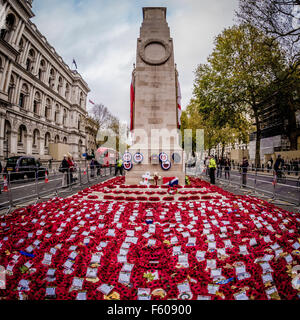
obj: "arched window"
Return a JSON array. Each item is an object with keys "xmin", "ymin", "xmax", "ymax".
[
  {"xmin": 49, "ymin": 68, "xmax": 55, "ymax": 87},
  {"xmin": 45, "ymin": 98, "xmax": 51, "ymax": 119},
  {"xmin": 65, "ymin": 83, "xmax": 70, "ymax": 100},
  {"xmin": 54, "ymin": 104, "xmax": 60, "ymax": 124},
  {"xmin": 33, "ymin": 91, "xmax": 41, "ymax": 115},
  {"xmin": 26, "ymin": 48, "xmax": 35, "ymax": 72},
  {"xmin": 8, "ymin": 76, "xmax": 15, "ymax": 102},
  {"xmin": 18, "ymin": 125, "xmax": 27, "ymax": 144},
  {"xmin": 18, "ymin": 38, "xmax": 24, "ymax": 52},
  {"xmin": 32, "ymin": 129, "xmax": 40, "ymax": 148},
  {"xmin": 63, "ymin": 137, "xmax": 67, "ymax": 144},
  {"xmin": 0, "ymin": 14, "xmax": 15, "ymax": 42},
  {"xmin": 44, "ymin": 132, "xmax": 51, "ymax": 148},
  {"xmin": 57, "ymin": 76, "xmax": 63, "ymax": 94},
  {"xmin": 63, "ymin": 108, "xmax": 67, "ymax": 126},
  {"xmin": 19, "ymin": 83, "xmax": 29, "ymax": 109},
  {"xmin": 38, "ymin": 59, "xmax": 46, "ymax": 81},
  {"xmin": 54, "ymin": 135, "xmax": 59, "ymax": 144}
]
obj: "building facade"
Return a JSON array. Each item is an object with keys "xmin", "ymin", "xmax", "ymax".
[{"xmin": 0, "ymin": 0, "xmax": 94, "ymax": 161}]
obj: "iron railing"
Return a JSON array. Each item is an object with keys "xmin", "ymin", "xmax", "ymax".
[
  {"xmin": 186, "ymin": 165, "xmax": 300, "ymax": 206},
  {"xmin": 0, "ymin": 165, "xmax": 116, "ymax": 213}
]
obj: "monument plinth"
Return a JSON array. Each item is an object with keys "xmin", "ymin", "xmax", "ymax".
[{"xmin": 126, "ymin": 7, "xmax": 185, "ymax": 185}]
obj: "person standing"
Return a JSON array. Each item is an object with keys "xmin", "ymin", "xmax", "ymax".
[
  {"xmin": 67, "ymin": 153, "xmax": 74, "ymax": 185},
  {"xmin": 115, "ymin": 156, "xmax": 123, "ymax": 176},
  {"xmin": 90, "ymin": 158, "xmax": 96, "ymax": 178},
  {"xmin": 274, "ymin": 154, "xmax": 283, "ymax": 178},
  {"xmin": 241, "ymin": 157, "xmax": 249, "ymax": 187},
  {"xmin": 60, "ymin": 155, "xmax": 69, "ymax": 188},
  {"xmin": 224, "ymin": 158, "xmax": 231, "ymax": 180},
  {"xmin": 209, "ymin": 156, "xmax": 217, "ymax": 185}
]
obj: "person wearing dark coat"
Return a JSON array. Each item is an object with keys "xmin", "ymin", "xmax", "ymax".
[
  {"xmin": 241, "ymin": 157, "xmax": 249, "ymax": 187},
  {"xmin": 60, "ymin": 155, "xmax": 70, "ymax": 187}
]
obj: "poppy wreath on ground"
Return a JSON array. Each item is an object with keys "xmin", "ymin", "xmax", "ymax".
[{"xmin": 0, "ymin": 176, "xmax": 299, "ymax": 300}]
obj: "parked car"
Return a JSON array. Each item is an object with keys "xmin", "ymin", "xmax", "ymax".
[{"xmin": 4, "ymin": 156, "xmax": 48, "ymax": 181}]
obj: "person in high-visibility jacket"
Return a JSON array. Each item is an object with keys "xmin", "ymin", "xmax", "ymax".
[
  {"xmin": 115, "ymin": 157, "xmax": 123, "ymax": 176},
  {"xmin": 208, "ymin": 156, "xmax": 217, "ymax": 185}
]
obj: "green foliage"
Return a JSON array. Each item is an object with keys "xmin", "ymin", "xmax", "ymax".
[{"xmin": 192, "ymin": 23, "xmax": 288, "ymax": 165}]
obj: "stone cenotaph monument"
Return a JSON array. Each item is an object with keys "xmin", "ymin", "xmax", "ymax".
[{"xmin": 125, "ymin": 7, "xmax": 185, "ymax": 185}]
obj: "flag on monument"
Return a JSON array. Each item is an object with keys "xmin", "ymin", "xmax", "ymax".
[
  {"xmin": 130, "ymin": 75, "xmax": 135, "ymax": 131},
  {"xmin": 72, "ymin": 58, "xmax": 78, "ymax": 70},
  {"xmin": 177, "ymin": 81, "xmax": 182, "ymax": 129}
]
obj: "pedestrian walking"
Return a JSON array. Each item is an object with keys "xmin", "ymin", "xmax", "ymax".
[
  {"xmin": 95, "ymin": 159, "xmax": 101, "ymax": 176},
  {"xmin": 224, "ymin": 158, "xmax": 231, "ymax": 180},
  {"xmin": 115, "ymin": 156, "xmax": 123, "ymax": 176},
  {"xmin": 59, "ymin": 155, "xmax": 69, "ymax": 188},
  {"xmin": 267, "ymin": 159, "xmax": 272, "ymax": 173},
  {"xmin": 90, "ymin": 158, "xmax": 96, "ymax": 178},
  {"xmin": 274, "ymin": 154, "xmax": 283, "ymax": 179},
  {"xmin": 208, "ymin": 156, "xmax": 217, "ymax": 185},
  {"xmin": 241, "ymin": 157, "xmax": 249, "ymax": 187},
  {"xmin": 67, "ymin": 153, "xmax": 74, "ymax": 184}
]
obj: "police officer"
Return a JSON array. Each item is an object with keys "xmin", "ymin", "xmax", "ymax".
[
  {"xmin": 208, "ymin": 156, "xmax": 217, "ymax": 184},
  {"xmin": 115, "ymin": 156, "xmax": 123, "ymax": 176}
]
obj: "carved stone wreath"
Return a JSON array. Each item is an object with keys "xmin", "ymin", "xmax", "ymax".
[{"xmin": 139, "ymin": 38, "xmax": 171, "ymax": 65}]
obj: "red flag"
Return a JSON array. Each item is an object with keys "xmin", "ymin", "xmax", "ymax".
[
  {"xmin": 89, "ymin": 100, "xmax": 95, "ymax": 105},
  {"xmin": 130, "ymin": 76, "xmax": 135, "ymax": 131},
  {"xmin": 177, "ymin": 80, "xmax": 182, "ymax": 129}
]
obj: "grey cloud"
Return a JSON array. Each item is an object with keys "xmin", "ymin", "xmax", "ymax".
[{"xmin": 32, "ymin": 0, "xmax": 239, "ymax": 125}]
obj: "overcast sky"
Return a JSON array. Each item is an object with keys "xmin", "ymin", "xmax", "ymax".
[{"xmin": 32, "ymin": 0, "xmax": 239, "ymax": 125}]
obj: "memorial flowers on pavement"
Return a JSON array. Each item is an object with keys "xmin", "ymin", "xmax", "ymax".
[{"xmin": 0, "ymin": 177, "xmax": 299, "ymax": 300}]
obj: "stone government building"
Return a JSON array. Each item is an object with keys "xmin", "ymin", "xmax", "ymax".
[{"xmin": 0, "ymin": 0, "xmax": 98, "ymax": 162}]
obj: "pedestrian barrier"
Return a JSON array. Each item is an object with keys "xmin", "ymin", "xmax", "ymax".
[
  {"xmin": 187, "ymin": 165, "xmax": 300, "ymax": 207},
  {"xmin": 0, "ymin": 165, "xmax": 117, "ymax": 213}
]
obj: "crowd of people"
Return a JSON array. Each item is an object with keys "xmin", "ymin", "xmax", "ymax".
[{"xmin": 204, "ymin": 153, "xmax": 300, "ymax": 187}]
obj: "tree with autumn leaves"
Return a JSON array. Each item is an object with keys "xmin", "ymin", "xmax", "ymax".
[{"xmin": 187, "ymin": 21, "xmax": 299, "ymax": 167}]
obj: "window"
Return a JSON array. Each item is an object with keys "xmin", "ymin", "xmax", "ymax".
[
  {"xmin": 44, "ymin": 132, "xmax": 50, "ymax": 147},
  {"xmin": 19, "ymin": 83, "xmax": 29, "ymax": 109},
  {"xmin": 63, "ymin": 109, "xmax": 67, "ymax": 125},
  {"xmin": 54, "ymin": 104, "xmax": 60, "ymax": 123},
  {"xmin": 45, "ymin": 98, "xmax": 51, "ymax": 119},
  {"xmin": 8, "ymin": 76, "xmax": 15, "ymax": 103},
  {"xmin": 26, "ymin": 58, "xmax": 31, "ymax": 72},
  {"xmin": 38, "ymin": 59, "xmax": 45, "ymax": 81},
  {"xmin": 18, "ymin": 125, "xmax": 26, "ymax": 143},
  {"xmin": 0, "ymin": 14, "xmax": 15, "ymax": 42},
  {"xmin": 33, "ymin": 129, "xmax": 39, "ymax": 147},
  {"xmin": 27, "ymin": 158, "xmax": 36, "ymax": 166},
  {"xmin": 65, "ymin": 83, "xmax": 70, "ymax": 100},
  {"xmin": 20, "ymin": 158, "xmax": 28, "ymax": 166},
  {"xmin": 33, "ymin": 92, "xmax": 41, "ymax": 115},
  {"xmin": 49, "ymin": 68, "xmax": 55, "ymax": 87}
]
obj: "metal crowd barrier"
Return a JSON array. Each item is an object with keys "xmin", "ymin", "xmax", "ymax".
[
  {"xmin": 0, "ymin": 165, "xmax": 116, "ymax": 213},
  {"xmin": 187, "ymin": 165, "xmax": 300, "ymax": 207}
]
